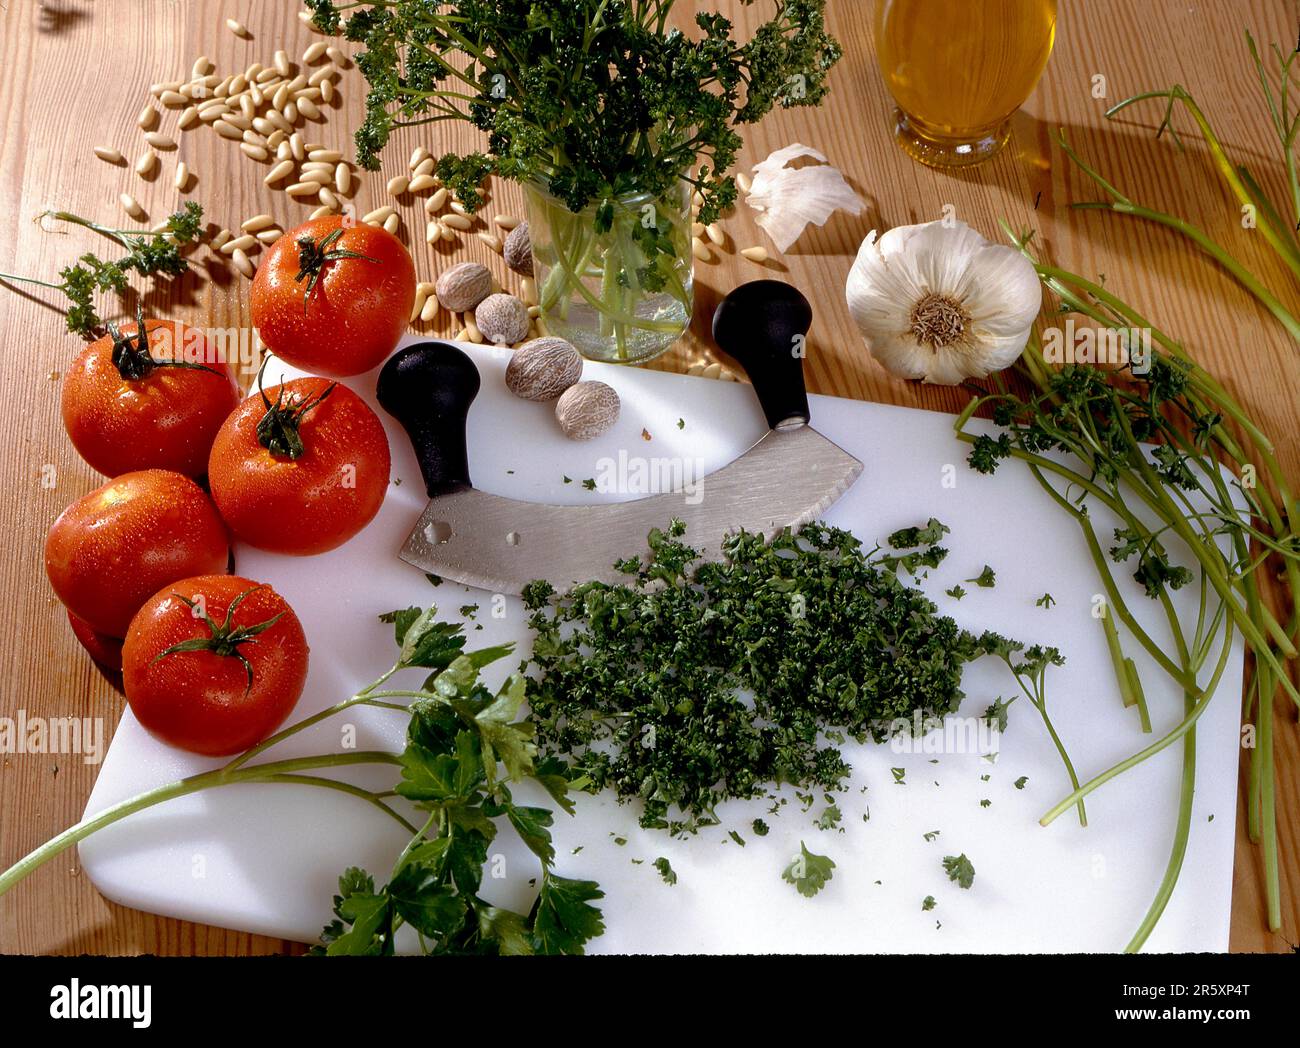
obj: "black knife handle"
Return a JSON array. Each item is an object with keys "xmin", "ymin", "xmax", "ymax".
[
  {"xmin": 376, "ymin": 341, "xmax": 480, "ymax": 497},
  {"xmin": 711, "ymin": 280, "xmax": 812, "ymax": 431}
]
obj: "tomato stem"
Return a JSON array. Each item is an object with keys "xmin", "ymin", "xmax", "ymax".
[
  {"xmin": 254, "ymin": 359, "xmax": 335, "ymax": 460},
  {"xmin": 152, "ymin": 584, "xmax": 287, "ymax": 692},
  {"xmin": 294, "ymin": 226, "xmax": 379, "ymax": 315},
  {"xmin": 108, "ymin": 301, "xmax": 222, "ymax": 381}
]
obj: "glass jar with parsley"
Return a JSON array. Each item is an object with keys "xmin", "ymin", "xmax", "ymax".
[
  {"xmin": 313, "ymin": 0, "xmax": 843, "ymax": 363},
  {"xmin": 524, "ymin": 179, "xmax": 693, "ymax": 362}
]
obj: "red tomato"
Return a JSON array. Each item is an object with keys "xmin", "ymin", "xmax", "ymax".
[
  {"xmin": 45, "ymin": 470, "xmax": 229, "ymax": 637},
  {"xmin": 66, "ymin": 609, "xmax": 124, "ymax": 672},
  {"xmin": 122, "ymin": 575, "xmax": 309, "ymax": 756},
  {"xmin": 207, "ymin": 377, "xmax": 390, "ymax": 555},
  {"xmin": 250, "ymin": 215, "xmax": 416, "ymax": 377},
  {"xmin": 62, "ymin": 313, "xmax": 240, "ymax": 477}
]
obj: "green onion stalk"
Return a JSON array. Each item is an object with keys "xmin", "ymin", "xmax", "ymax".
[{"xmin": 953, "ymin": 36, "xmax": 1300, "ymax": 945}]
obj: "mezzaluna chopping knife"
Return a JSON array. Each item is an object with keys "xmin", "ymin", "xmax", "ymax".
[{"xmin": 375, "ymin": 280, "xmax": 862, "ymax": 594}]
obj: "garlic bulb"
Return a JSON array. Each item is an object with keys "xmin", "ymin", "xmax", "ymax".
[
  {"xmin": 845, "ymin": 220, "xmax": 1041, "ymax": 385},
  {"xmin": 745, "ymin": 143, "xmax": 864, "ymax": 252}
]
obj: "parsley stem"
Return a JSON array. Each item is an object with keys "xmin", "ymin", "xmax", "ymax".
[{"xmin": 0, "ymin": 752, "xmax": 403, "ymax": 898}]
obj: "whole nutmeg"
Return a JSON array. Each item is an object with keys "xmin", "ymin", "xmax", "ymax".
[
  {"xmin": 435, "ymin": 261, "xmax": 492, "ymax": 314},
  {"xmin": 503, "ymin": 222, "xmax": 533, "ymax": 277},
  {"xmin": 505, "ymin": 337, "xmax": 583, "ymax": 401},
  {"xmin": 475, "ymin": 293, "xmax": 531, "ymax": 346},
  {"xmin": 555, "ymin": 380, "xmax": 620, "ymax": 441}
]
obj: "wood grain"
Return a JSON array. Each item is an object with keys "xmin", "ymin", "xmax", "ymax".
[{"xmin": 0, "ymin": 0, "xmax": 1296, "ymax": 954}]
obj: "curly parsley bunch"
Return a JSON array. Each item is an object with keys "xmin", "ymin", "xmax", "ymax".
[{"xmin": 306, "ymin": 0, "xmax": 842, "ymax": 223}]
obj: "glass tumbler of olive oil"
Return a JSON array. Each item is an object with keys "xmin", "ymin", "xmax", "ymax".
[{"xmin": 874, "ymin": 0, "xmax": 1057, "ymax": 168}]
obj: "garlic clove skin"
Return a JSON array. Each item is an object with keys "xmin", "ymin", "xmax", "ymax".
[{"xmin": 846, "ymin": 219, "xmax": 1041, "ymax": 385}]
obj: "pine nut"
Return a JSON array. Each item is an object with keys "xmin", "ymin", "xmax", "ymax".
[
  {"xmin": 226, "ymin": 18, "xmax": 249, "ymax": 37},
  {"xmin": 93, "ymin": 146, "xmax": 124, "ymax": 164},
  {"xmin": 297, "ymin": 97, "xmax": 321, "ymax": 120},
  {"xmin": 410, "ymin": 285, "xmax": 429, "ymax": 323},
  {"xmin": 222, "ymin": 113, "xmax": 251, "ymax": 132},
  {"xmin": 272, "ymin": 83, "xmax": 290, "ymax": 111},
  {"xmin": 299, "ymin": 148, "xmax": 337, "ymax": 165},
  {"xmin": 308, "ymin": 205, "xmax": 333, "ymax": 220},
  {"xmin": 326, "ymin": 45, "xmax": 348, "ymax": 66},
  {"xmin": 464, "ymin": 315, "xmax": 484, "ymax": 343},
  {"xmin": 363, "ymin": 205, "xmax": 395, "ymax": 225},
  {"xmin": 736, "ymin": 172, "xmax": 753, "ymax": 194},
  {"xmin": 241, "ymin": 214, "xmax": 275, "ymax": 233},
  {"xmin": 520, "ymin": 277, "xmax": 538, "ymax": 306},
  {"xmin": 411, "ymin": 157, "xmax": 435, "ymax": 179},
  {"xmin": 137, "ymin": 105, "xmax": 159, "ymax": 131},
  {"xmin": 740, "ymin": 246, "xmax": 769, "ymax": 262},
  {"xmin": 290, "ymin": 133, "xmax": 305, "ymax": 161},
  {"xmin": 274, "ymin": 50, "xmax": 291, "ymax": 77},
  {"xmin": 425, "ymin": 220, "xmax": 441, "ymax": 244},
  {"xmin": 286, "ymin": 74, "xmax": 309, "ymax": 92},
  {"xmin": 211, "ymin": 228, "xmax": 233, "ymax": 250},
  {"xmin": 256, "ymin": 67, "xmax": 278, "ymax": 84},
  {"xmin": 408, "ymin": 174, "xmax": 438, "ymax": 193},
  {"xmin": 705, "ymin": 223, "xmax": 724, "ymax": 246},
  {"xmin": 135, "ymin": 151, "xmax": 157, "ymax": 177},
  {"xmin": 298, "ymin": 170, "xmax": 332, "ymax": 187},
  {"xmin": 691, "ymin": 237, "xmax": 711, "ymax": 261},
  {"xmin": 230, "ymin": 74, "xmax": 248, "ymax": 94},
  {"xmin": 240, "ymin": 94, "xmax": 256, "ymax": 120},
  {"xmin": 318, "ymin": 186, "xmax": 339, "ymax": 210},
  {"xmin": 213, "ymin": 77, "xmax": 233, "ymax": 98},
  {"xmin": 219, "ymin": 235, "xmax": 257, "ymax": 254},
  {"xmin": 119, "ymin": 193, "xmax": 145, "ymax": 220},
  {"xmin": 493, "ymin": 214, "xmax": 520, "ymax": 230},
  {"xmin": 174, "ymin": 162, "xmax": 189, "ymax": 191},
  {"xmin": 239, "ymin": 142, "xmax": 267, "ymax": 161},
  {"xmin": 241, "ymin": 130, "xmax": 267, "ymax": 148},
  {"xmin": 382, "ymin": 214, "xmax": 401, "ymax": 236},
  {"xmin": 386, "ymin": 175, "xmax": 410, "ymax": 196},
  {"xmin": 264, "ymin": 159, "xmax": 295, "ymax": 184},
  {"xmin": 266, "ymin": 110, "xmax": 293, "ymax": 134},
  {"xmin": 214, "ymin": 120, "xmax": 242, "ymax": 140},
  {"xmin": 409, "ymin": 146, "xmax": 430, "ymax": 170},
  {"xmin": 308, "ymin": 65, "xmax": 335, "ymax": 87},
  {"xmin": 320, "ymin": 79, "xmax": 335, "ymax": 104},
  {"xmin": 159, "ymin": 90, "xmax": 186, "ymax": 107},
  {"xmin": 192, "ymin": 55, "xmax": 213, "ymax": 77},
  {"xmin": 426, "ymin": 187, "xmax": 449, "ymax": 213},
  {"xmin": 267, "ymin": 129, "xmax": 287, "ymax": 150},
  {"xmin": 450, "ymin": 201, "xmax": 469, "ymax": 216},
  {"xmin": 151, "ymin": 80, "xmax": 183, "ymax": 96},
  {"xmin": 420, "ymin": 295, "xmax": 439, "ymax": 323},
  {"xmin": 285, "ymin": 182, "xmax": 319, "ymax": 198},
  {"xmin": 440, "ymin": 223, "xmax": 457, "ymax": 244},
  {"xmin": 178, "ymin": 106, "xmax": 199, "ymax": 130},
  {"xmin": 303, "ymin": 41, "xmax": 328, "ymax": 64},
  {"xmin": 256, "ymin": 227, "xmax": 282, "ymax": 244},
  {"xmin": 440, "ymin": 213, "xmax": 471, "ymax": 231},
  {"xmin": 232, "ymin": 248, "xmax": 255, "ymax": 278},
  {"xmin": 144, "ymin": 132, "xmax": 175, "ymax": 150},
  {"xmin": 476, "ymin": 231, "xmax": 503, "ymax": 253}
]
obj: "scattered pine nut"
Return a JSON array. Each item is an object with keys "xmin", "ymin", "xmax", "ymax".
[
  {"xmin": 691, "ymin": 237, "xmax": 711, "ymax": 261},
  {"xmin": 410, "ymin": 285, "xmax": 429, "ymax": 323},
  {"xmin": 425, "ymin": 220, "xmax": 442, "ymax": 244},
  {"xmin": 93, "ymin": 146, "xmax": 124, "ymax": 164},
  {"xmin": 449, "ymin": 201, "xmax": 469, "ymax": 217},
  {"xmin": 274, "ymin": 50, "xmax": 292, "ymax": 77},
  {"xmin": 440, "ymin": 223, "xmax": 457, "ymax": 244},
  {"xmin": 476, "ymin": 231, "xmax": 503, "ymax": 253},
  {"xmin": 420, "ymin": 294, "xmax": 439, "ymax": 323},
  {"xmin": 441, "ymin": 213, "xmax": 471, "ymax": 231},
  {"xmin": 255, "ymin": 227, "xmax": 282, "ymax": 244},
  {"xmin": 308, "ymin": 65, "xmax": 335, "ymax": 87},
  {"xmin": 691, "ymin": 221, "xmax": 706, "ymax": 238},
  {"xmin": 151, "ymin": 80, "xmax": 183, "ymax": 96},
  {"xmin": 382, "ymin": 213, "xmax": 401, "ymax": 236},
  {"xmin": 239, "ymin": 94, "xmax": 257, "ymax": 121},
  {"xmin": 412, "ymin": 156, "xmax": 435, "ymax": 178},
  {"xmin": 387, "ymin": 174, "xmax": 410, "ymax": 196},
  {"xmin": 308, "ymin": 205, "xmax": 333, "ymax": 220},
  {"xmin": 297, "ymin": 97, "xmax": 321, "ymax": 120},
  {"xmin": 144, "ymin": 131, "xmax": 176, "ymax": 150},
  {"xmin": 174, "ymin": 162, "xmax": 190, "ymax": 191},
  {"xmin": 493, "ymin": 214, "xmax": 520, "ymax": 230},
  {"xmin": 521, "ymin": 277, "xmax": 538, "ymax": 306},
  {"xmin": 308, "ymin": 148, "xmax": 341, "ymax": 163},
  {"xmin": 135, "ymin": 151, "xmax": 157, "ymax": 177},
  {"xmin": 226, "ymin": 18, "xmax": 250, "ymax": 38},
  {"xmin": 159, "ymin": 90, "xmax": 188, "ymax": 107},
  {"xmin": 427, "ymin": 187, "xmax": 449, "ymax": 213},
  {"xmin": 219, "ymin": 234, "xmax": 257, "ymax": 255},
  {"xmin": 240, "ymin": 142, "xmax": 269, "ymax": 161},
  {"xmin": 137, "ymin": 105, "xmax": 159, "ymax": 131},
  {"xmin": 241, "ymin": 214, "xmax": 275, "ymax": 233},
  {"xmin": 119, "ymin": 193, "xmax": 145, "ymax": 220},
  {"xmin": 178, "ymin": 106, "xmax": 199, "ymax": 130},
  {"xmin": 303, "ymin": 41, "xmax": 328, "ymax": 64},
  {"xmin": 211, "ymin": 228, "xmax": 233, "ymax": 250},
  {"xmin": 290, "ymin": 133, "xmax": 305, "ymax": 161},
  {"xmin": 410, "ymin": 146, "xmax": 430, "ymax": 170},
  {"xmin": 286, "ymin": 181, "xmax": 319, "ymax": 198},
  {"xmin": 281, "ymin": 102, "xmax": 299, "ymax": 124},
  {"xmin": 214, "ymin": 120, "xmax": 243, "ymax": 141},
  {"xmin": 264, "ymin": 159, "xmax": 295, "ymax": 184},
  {"xmin": 740, "ymin": 246, "xmax": 769, "ymax": 263},
  {"xmin": 736, "ymin": 172, "xmax": 753, "ymax": 194},
  {"xmin": 232, "ymin": 247, "xmax": 255, "ymax": 278},
  {"xmin": 464, "ymin": 315, "xmax": 484, "ymax": 344},
  {"xmin": 192, "ymin": 55, "xmax": 213, "ymax": 77},
  {"xmin": 705, "ymin": 222, "xmax": 724, "ymax": 246},
  {"xmin": 318, "ymin": 186, "xmax": 340, "ymax": 210},
  {"xmin": 334, "ymin": 164, "xmax": 351, "ymax": 194},
  {"xmin": 326, "ymin": 45, "xmax": 349, "ymax": 66},
  {"xmin": 363, "ymin": 205, "xmax": 395, "ymax": 225},
  {"xmin": 320, "ymin": 79, "xmax": 335, "ymax": 104}
]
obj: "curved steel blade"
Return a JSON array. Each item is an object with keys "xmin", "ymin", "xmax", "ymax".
[{"xmin": 399, "ymin": 425, "xmax": 862, "ymax": 595}]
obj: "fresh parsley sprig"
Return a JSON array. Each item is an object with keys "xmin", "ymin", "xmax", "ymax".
[{"xmin": 306, "ymin": 0, "xmax": 841, "ymax": 224}]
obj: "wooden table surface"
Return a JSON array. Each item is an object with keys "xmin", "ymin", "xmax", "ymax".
[{"xmin": 1, "ymin": 0, "xmax": 1296, "ymax": 954}]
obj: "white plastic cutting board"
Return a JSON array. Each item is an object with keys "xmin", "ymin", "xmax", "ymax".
[{"xmin": 80, "ymin": 338, "xmax": 1244, "ymax": 953}]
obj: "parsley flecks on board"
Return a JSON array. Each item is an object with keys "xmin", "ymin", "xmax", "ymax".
[
  {"xmin": 524, "ymin": 521, "xmax": 1033, "ymax": 834},
  {"xmin": 782, "ymin": 842, "xmax": 835, "ymax": 898},
  {"xmin": 943, "ymin": 854, "xmax": 976, "ymax": 890},
  {"xmin": 306, "ymin": 0, "xmax": 841, "ymax": 225}
]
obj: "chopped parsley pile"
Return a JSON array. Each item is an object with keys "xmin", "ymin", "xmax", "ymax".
[{"xmin": 523, "ymin": 521, "xmax": 1025, "ymax": 836}]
